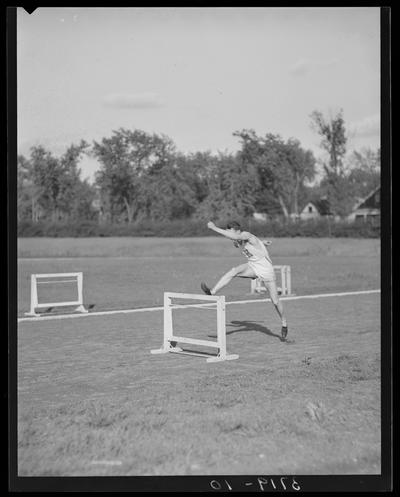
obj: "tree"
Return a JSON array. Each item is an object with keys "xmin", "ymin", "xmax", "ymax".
[
  {"xmin": 345, "ymin": 147, "xmax": 380, "ymax": 207},
  {"xmin": 233, "ymin": 130, "xmax": 316, "ymax": 218},
  {"xmin": 70, "ymin": 179, "xmax": 97, "ymax": 221},
  {"xmin": 310, "ymin": 109, "xmax": 348, "ymax": 216},
  {"xmin": 283, "ymin": 138, "xmax": 316, "ymax": 216},
  {"xmin": 137, "ymin": 160, "xmax": 199, "ymax": 221},
  {"xmin": 176, "ymin": 151, "xmax": 217, "ymax": 204},
  {"xmin": 29, "ymin": 146, "xmax": 62, "ymax": 222},
  {"xmin": 56, "ymin": 141, "xmax": 90, "ymax": 220},
  {"xmin": 17, "ymin": 155, "xmax": 34, "ymax": 222},
  {"xmin": 310, "ymin": 109, "xmax": 347, "ymax": 177},
  {"xmin": 92, "ymin": 129, "xmax": 173, "ymax": 222},
  {"xmin": 347, "ymin": 147, "xmax": 380, "ymax": 175},
  {"xmin": 18, "ymin": 142, "xmax": 94, "ymax": 223},
  {"xmin": 29, "ymin": 142, "xmax": 90, "ymax": 222},
  {"xmin": 194, "ymin": 152, "xmax": 260, "ymax": 221},
  {"xmin": 92, "ymin": 128, "xmax": 198, "ymax": 222}
]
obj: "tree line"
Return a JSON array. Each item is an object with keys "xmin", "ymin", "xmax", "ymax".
[{"xmin": 17, "ymin": 110, "xmax": 380, "ymax": 225}]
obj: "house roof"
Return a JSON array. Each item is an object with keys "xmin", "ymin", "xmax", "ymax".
[
  {"xmin": 351, "ymin": 185, "xmax": 380, "ymax": 211},
  {"xmin": 314, "ymin": 198, "xmax": 333, "ymax": 215},
  {"xmin": 300, "ymin": 198, "xmax": 332, "ymax": 215}
]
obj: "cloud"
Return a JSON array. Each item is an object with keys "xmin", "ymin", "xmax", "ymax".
[
  {"xmin": 102, "ymin": 92, "xmax": 164, "ymax": 109},
  {"xmin": 290, "ymin": 58, "xmax": 312, "ymax": 76},
  {"xmin": 289, "ymin": 57, "xmax": 338, "ymax": 76},
  {"xmin": 348, "ymin": 114, "xmax": 380, "ymax": 137}
]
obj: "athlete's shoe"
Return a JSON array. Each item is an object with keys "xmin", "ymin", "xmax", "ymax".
[
  {"xmin": 201, "ymin": 282, "xmax": 212, "ymax": 295},
  {"xmin": 281, "ymin": 325, "xmax": 288, "ymax": 340}
]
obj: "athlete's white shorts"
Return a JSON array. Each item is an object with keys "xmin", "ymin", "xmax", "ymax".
[{"xmin": 247, "ymin": 261, "xmax": 276, "ymax": 282}]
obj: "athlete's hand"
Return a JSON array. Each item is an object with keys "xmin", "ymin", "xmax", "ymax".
[{"xmin": 207, "ymin": 221, "xmax": 216, "ymax": 230}]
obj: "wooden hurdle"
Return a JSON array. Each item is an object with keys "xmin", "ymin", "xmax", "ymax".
[
  {"xmin": 24, "ymin": 272, "xmax": 88, "ymax": 317},
  {"xmin": 151, "ymin": 292, "xmax": 239, "ymax": 363},
  {"xmin": 250, "ymin": 265, "xmax": 292, "ymax": 295}
]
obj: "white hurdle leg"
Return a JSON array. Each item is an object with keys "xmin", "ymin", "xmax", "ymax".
[
  {"xmin": 281, "ymin": 266, "xmax": 286, "ymax": 295},
  {"xmin": 280, "ymin": 266, "xmax": 292, "ymax": 296},
  {"xmin": 207, "ymin": 296, "xmax": 239, "ymax": 363},
  {"xmin": 75, "ymin": 272, "xmax": 88, "ymax": 313},
  {"xmin": 250, "ymin": 266, "xmax": 292, "ymax": 296},
  {"xmin": 25, "ymin": 275, "xmax": 40, "ymax": 317},
  {"xmin": 151, "ymin": 293, "xmax": 183, "ymax": 355},
  {"xmin": 287, "ymin": 266, "xmax": 292, "ymax": 295}
]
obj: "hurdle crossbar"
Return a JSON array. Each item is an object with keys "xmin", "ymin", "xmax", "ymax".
[
  {"xmin": 250, "ymin": 265, "xmax": 292, "ymax": 295},
  {"xmin": 25, "ymin": 272, "xmax": 88, "ymax": 317},
  {"xmin": 151, "ymin": 292, "xmax": 239, "ymax": 363}
]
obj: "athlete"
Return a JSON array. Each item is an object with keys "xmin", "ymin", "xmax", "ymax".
[{"xmin": 201, "ymin": 220, "xmax": 288, "ymax": 340}]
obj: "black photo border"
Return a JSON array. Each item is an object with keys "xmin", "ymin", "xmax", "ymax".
[{"xmin": 7, "ymin": 4, "xmax": 392, "ymax": 492}]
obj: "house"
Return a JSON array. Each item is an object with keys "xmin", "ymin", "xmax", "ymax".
[
  {"xmin": 298, "ymin": 202, "xmax": 319, "ymax": 220},
  {"xmin": 252, "ymin": 212, "xmax": 268, "ymax": 222},
  {"xmin": 298, "ymin": 198, "xmax": 333, "ymax": 221},
  {"xmin": 347, "ymin": 186, "xmax": 380, "ymax": 225}
]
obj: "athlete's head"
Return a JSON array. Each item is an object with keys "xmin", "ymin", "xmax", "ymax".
[{"xmin": 226, "ymin": 221, "xmax": 241, "ymax": 232}]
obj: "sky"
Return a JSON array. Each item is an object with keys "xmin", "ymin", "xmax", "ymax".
[{"xmin": 17, "ymin": 7, "xmax": 381, "ymax": 183}]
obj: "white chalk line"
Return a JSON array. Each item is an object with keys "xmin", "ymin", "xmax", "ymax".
[{"xmin": 17, "ymin": 289, "xmax": 380, "ymax": 323}]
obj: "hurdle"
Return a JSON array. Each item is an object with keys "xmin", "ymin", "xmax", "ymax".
[
  {"xmin": 24, "ymin": 272, "xmax": 88, "ymax": 317},
  {"xmin": 151, "ymin": 292, "xmax": 239, "ymax": 363},
  {"xmin": 250, "ymin": 265, "xmax": 292, "ymax": 295}
]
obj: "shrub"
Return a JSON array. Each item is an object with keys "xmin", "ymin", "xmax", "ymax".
[{"xmin": 17, "ymin": 218, "xmax": 380, "ymax": 238}]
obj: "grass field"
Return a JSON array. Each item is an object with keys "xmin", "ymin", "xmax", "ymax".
[
  {"xmin": 17, "ymin": 237, "xmax": 380, "ymax": 314},
  {"xmin": 16, "ymin": 237, "xmax": 381, "ymax": 476}
]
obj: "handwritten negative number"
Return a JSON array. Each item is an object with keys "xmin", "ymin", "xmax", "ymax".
[
  {"xmin": 258, "ymin": 477, "xmax": 301, "ymax": 491},
  {"xmin": 210, "ymin": 477, "xmax": 301, "ymax": 491}
]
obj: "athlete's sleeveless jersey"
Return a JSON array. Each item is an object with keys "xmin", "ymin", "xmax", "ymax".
[
  {"xmin": 241, "ymin": 236, "xmax": 275, "ymax": 281},
  {"xmin": 241, "ymin": 237, "xmax": 271, "ymax": 263}
]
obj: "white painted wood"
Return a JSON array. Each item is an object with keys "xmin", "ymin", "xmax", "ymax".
[
  {"xmin": 164, "ymin": 293, "xmax": 173, "ymax": 350},
  {"xmin": 165, "ymin": 292, "xmax": 222, "ymax": 302},
  {"xmin": 217, "ymin": 296, "xmax": 226, "ymax": 359},
  {"xmin": 35, "ymin": 301, "xmax": 81, "ymax": 308},
  {"xmin": 250, "ymin": 265, "xmax": 293, "ymax": 296},
  {"xmin": 287, "ymin": 266, "xmax": 292, "ymax": 295},
  {"xmin": 33, "ymin": 272, "xmax": 83, "ymax": 278},
  {"xmin": 24, "ymin": 272, "xmax": 87, "ymax": 317},
  {"xmin": 151, "ymin": 292, "xmax": 237, "ymax": 363},
  {"xmin": 168, "ymin": 336, "xmax": 220, "ymax": 348}
]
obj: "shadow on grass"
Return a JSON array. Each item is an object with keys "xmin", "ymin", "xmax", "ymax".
[
  {"xmin": 208, "ymin": 320, "xmax": 285, "ymax": 342},
  {"xmin": 171, "ymin": 348, "xmax": 219, "ymax": 359}
]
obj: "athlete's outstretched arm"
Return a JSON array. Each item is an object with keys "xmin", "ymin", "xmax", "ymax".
[{"xmin": 207, "ymin": 221, "xmax": 250, "ymax": 241}]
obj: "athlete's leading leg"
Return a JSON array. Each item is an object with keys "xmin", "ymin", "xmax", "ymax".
[{"xmin": 202, "ymin": 264, "xmax": 255, "ymax": 295}]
